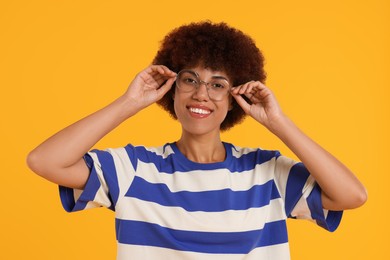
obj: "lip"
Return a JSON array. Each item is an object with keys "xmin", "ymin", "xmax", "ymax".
[{"xmin": 186, "ymin": 104, "xmax": 213, "ymax": 118}]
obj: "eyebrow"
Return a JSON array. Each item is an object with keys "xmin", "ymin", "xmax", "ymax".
[
  {"xmin": 211, "ymin": 75, "xmax": 229, "ymax": 81},
  {"xmin": 192, "ymin": 70, "xmax": 229, "ymax": 82}
]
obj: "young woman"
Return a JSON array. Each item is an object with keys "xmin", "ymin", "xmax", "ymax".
[{"xmin": 27, "ymin": 21, "xmax": 367, "ymax": 259}]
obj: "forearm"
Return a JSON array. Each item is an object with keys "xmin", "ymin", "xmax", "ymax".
[
  {"xmin": 269, "ymin": 116, "xmax": 367, "ymax": 210},
  {"xmin": 27, "ymin": 65, "xmax": 176, "ymax": 189},
  {"xmin": 27, "ymin": 95, "xmax": 138, "ymax": 177},
  {"xmin": 231, "ymin": 81, "xmax": 367, "ymax": 210}
]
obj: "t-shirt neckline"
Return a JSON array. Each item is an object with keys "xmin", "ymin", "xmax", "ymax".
[{"xmin": 170, "ymin": 141, "xmax": 233, "ymax": 170}]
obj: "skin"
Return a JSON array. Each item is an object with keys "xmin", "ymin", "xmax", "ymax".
[
  {"xmin": 230, "ymin": 81, "xmax": 367, "ymax": 210},
  {"xmin": 27, "ymin": 64, "xmax": 367, "ymax": 211},
  {"xmin": 174, "ymin": 67, "xmax": 232, "ymax": 163}
]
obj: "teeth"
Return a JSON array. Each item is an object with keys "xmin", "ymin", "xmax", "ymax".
[{"xmin": 190, "ymin": 107, "xmax": 211, "ymax": 115}]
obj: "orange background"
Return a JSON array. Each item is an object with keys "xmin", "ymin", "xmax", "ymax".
[{"xmin": 1, "ymin": 0, "xmax": 389, "ymax": 259}]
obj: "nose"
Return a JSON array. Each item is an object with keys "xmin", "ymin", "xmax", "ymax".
[{"xmin": 192, "ymin": 82, "xmax": 210, "ymax": 101}]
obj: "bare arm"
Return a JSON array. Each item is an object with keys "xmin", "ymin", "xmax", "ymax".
[
  {"xmin": 27, "ymin": 65, "xmax": 176, "ymax": 189},
  {"xmin": 231, "ymin": 81, "xmax": 367, "ymax": 210}
]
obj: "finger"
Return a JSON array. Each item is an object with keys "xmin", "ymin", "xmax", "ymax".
[
  {"xmin": 254, "ymin": 81, "xmax": 271, "ymax": 93},
  {"xmin": 143, "ymin": 66, "xmax": 176, "ymax": 87},
  {"xmin": 148, "ymin": 65, "xmax": 177, "ymax": 77},
  {"xmin": 256, "ymin": 85, "xmax": 274, "ymax": 101},
  {"xmin": 230, "ymin": 83, "xmax": 247, "ymax": 95},
  {"xmin": 150, "ymin": 78, "xmax": 167, "ymax": 89},
  {"xmin": 246, "ymin": 82, "xmax": 270, "ymax": 96},
  {"xmin": 142, "ymin": 75, "xmax": 162, "ymax": 88},
  {"xmin": 142, "ymin": 65, "xmax": 165, "ymax": 79},
  {"xmin": 230, "ymin": 86, "xmax": 241, "ymax": 95},
  {"xmin": 243, "ymin": 92, "xmax": 262, "ymax": 104},
  {"xmin": 233, "ymin": 81, "xmax": 254, "ymax": 96},
  {"xmin": 150, "ymin": 74, "xmax": 168, "ymax": 85},
  {"xmin": 238, "ymin": 81, "xmax": 252, "ymax": 94},
  {"xmin": 231, "ymin": 80, "xmax": 257, "ymax": 94},
  {"xmin": 160, "ymin": 65, "xmax": 177, "ymax": 76},
  {"xmin": 245, "ymin": 83, "xmax": 256, "ymax": 95}
]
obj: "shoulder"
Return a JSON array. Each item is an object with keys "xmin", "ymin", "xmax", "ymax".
[
  {"xmin": 117, "ymin": 143, "xmax": 177, "ymax": 165},
  {"xmin": 88, "ymin": 143, "xmax": 171, "ymax": 162},
  {"xmin": 126, "ymin": 143, "xmax": 174, "ymax": 157},
  {"xmin": 226, "ymin": 142, "xmax": 281, "ymax": 160},
  {"xmin": 88, "ymin": 143, "xmax": 174, "ymax": 172}
]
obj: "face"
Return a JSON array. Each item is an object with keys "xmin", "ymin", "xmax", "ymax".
[{"xmin": 173, "ymin": 67, "xmax": 232, "ymax": 136}]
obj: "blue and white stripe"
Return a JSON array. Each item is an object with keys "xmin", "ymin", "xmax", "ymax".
[{"xmin": 60, "ymin": 142, "xmax": 342, "ymax": 259}]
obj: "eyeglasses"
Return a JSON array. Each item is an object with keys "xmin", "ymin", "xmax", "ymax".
[{"xmin": 175, "ymin": 70, "xmax": 231, "ymax": 101}]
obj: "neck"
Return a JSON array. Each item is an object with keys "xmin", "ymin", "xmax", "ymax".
[{"xmin": 176, "ymin": 131, "xmax": 226, "ymax": 163}]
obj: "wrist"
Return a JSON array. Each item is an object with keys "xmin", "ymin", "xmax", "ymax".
[
  {"xmin": 115, "ymin": 94, "xmax": 142, "ymax": 120},
  {"xmin": 267, "ymin": 113, "xmax": 294, "ymax": 137}
]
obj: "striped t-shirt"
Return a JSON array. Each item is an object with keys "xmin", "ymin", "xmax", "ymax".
[{"xmin": 59, "ymin": 142, "xmax": 342, "ymax": 259}]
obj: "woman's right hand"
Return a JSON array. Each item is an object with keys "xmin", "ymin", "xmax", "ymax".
[{"xmin": 124, "ymin": 65, "xmax": 177, "ymax": 111}]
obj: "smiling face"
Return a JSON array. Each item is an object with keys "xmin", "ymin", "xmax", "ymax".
[{"xmin": 173, "ymin": 67, "xmax": 232, "ymax": 136}]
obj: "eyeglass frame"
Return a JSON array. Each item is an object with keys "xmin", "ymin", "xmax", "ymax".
[{"xmin": 175, "ymin": 69, "xmax": 232, "ymax": 101}]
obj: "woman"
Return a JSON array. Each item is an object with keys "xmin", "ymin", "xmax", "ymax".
[{"xmin": 27, "ymin": 21, "xmax": 367, "ymax": 259}]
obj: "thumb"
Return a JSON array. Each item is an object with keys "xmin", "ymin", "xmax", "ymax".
[
  {"xmin": 231, "ymin": 92, "xmax": 251, "ymax": 114},
  {"xmin": 156, "ymin": 77, "xmax": 176, "ymax": 100}
]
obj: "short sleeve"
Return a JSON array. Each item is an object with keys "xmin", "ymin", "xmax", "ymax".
[
  {"xmin": 274, "ymin": 155, "xmax": 343, "ymax": 232},
  {"xmin": 59, "ymin": 147, "xmax": 136, "ymax": 213}
]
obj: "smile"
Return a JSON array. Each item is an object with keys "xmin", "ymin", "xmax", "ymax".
[{"xmin": 189, "ymin": 107, "xmax": 211, "ymax": 115}]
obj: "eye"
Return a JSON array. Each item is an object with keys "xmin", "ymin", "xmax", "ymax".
[
  {"xmin": 212, "ymin": 83, "xmax": 224, "ymax": 89},
  {"xmin": 179, "ymin": 71, "xmax": 199, "ymax": 86},
  {"xmin": 183, "ymin": 77, "xmax": 198, "ymax": 85},
  {"xmin": 211, "ymin": 80, "xmax": 228, "ymax": 90}
]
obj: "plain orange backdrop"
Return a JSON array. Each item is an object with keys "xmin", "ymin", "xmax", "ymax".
[{"xmin": 1, "ymin": 0, "xmax": 389, "ymax": 259}]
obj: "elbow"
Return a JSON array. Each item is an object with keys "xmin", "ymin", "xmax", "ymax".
[
  {"xmin": 26, "ymin": 149, "xmax": 47, "ymax": 177},
  {"xmin": 341, "ymin": 175, "xmax": 368, "ymax": 209},
  {"xmin": 323, "ymin": 185, "xmax": 368, "ymax": 211},
  {"xmin": 344, "ymin": 186, "xmax": 368, "ymax": 210},
  {"xmin": 352, "ymin": 186, "xmax": 368, "ymax": 208}
]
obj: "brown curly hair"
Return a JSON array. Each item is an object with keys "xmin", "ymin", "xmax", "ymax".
[{"xmin": 152, "ymin": 21, "xmax": 266, "ymax": 131}]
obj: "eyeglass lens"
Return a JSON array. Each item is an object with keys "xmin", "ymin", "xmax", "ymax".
[{"xmin": 176, "ymin": 70, "xmax": 230, "ymax": 100}]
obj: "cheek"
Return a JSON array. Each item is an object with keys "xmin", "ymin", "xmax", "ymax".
[{"xmin": 173, "ymin": 92, "xmax": 186, "ymax": 120}]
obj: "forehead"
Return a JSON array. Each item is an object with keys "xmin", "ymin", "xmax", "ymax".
[{"xmin": 183, "ymin": 66, "xmax": 230, "ymax": 81}]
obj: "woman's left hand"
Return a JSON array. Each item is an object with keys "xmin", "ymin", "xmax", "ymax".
[{"xmin": 231, "ymin": 81, "xmax": 285, "ymax": 131}]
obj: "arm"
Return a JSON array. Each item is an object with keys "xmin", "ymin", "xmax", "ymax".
[
  {"xmin": 231, "ymin": 81, "xmax": 367, "ymax": 210},
  {"xmin": 27, "ymin": 65, "xmax": 176, "ymax": 189}
]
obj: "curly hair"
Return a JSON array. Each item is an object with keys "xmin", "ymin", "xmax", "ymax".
[{"xmin": 152, "ymin": 21, "xmax": 266, "ymax": 131}]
